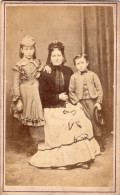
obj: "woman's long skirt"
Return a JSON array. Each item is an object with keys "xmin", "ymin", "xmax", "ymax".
[{"xmin": 29, "ymin": 103, "xmax": 100, "ymax": 168}]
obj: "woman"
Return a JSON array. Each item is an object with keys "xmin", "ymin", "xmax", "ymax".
[{"xmin": 29, "ymin": 41, "xmax": 100, "ymax": 169}]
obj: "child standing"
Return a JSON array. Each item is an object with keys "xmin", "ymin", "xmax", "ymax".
[
  {"xmin": 11, "ymin": 35, "xmax": 49, "ymax": 154},
  {"xmin": 69, "ymin": 53, "xmax": 105, "ymax": 152}
]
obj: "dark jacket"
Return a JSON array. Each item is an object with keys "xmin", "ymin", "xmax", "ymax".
[{"xmin": 39, "ymin": 65, "xmax": 73, "ymax": 108}]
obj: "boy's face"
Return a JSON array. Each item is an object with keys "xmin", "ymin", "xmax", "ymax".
[
  {"xmin": 75, "ymin": 57, "xmax": 88, "ymax": 72},
  {"xmin": 21, "ymin": 46, "xmax": 35, "ymax": 59}
]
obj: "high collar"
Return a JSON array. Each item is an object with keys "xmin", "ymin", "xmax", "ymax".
[
  {"xmin": 20, "ymin": 57, "xmax": 39, "ymax": 67},
  {"xmin": 51, "ymin": 64, "xmax": 64, "ymax": 71}
]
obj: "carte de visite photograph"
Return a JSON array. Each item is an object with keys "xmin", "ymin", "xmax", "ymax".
[{"xmin": 0, "ymin": 1, "xmax": 120, "ymax": 194}]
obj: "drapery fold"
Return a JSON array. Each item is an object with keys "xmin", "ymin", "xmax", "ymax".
[{"xmin": 81, "ymin": 7, "xmax": 114, "ymax": 132}]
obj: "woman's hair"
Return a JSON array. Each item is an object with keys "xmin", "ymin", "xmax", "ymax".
[
  {"xmin": 73, "ymin": 53, "xmax": 88, "ymax": 65},
  {"xmin": 19, "ymin": 45, "xmax": 36, "ymax": 59},
  {"xmin": 46, "ymin": 41, "xmax": 66, "ymax": 66}
]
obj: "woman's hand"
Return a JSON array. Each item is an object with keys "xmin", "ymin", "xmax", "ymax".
[
  {"xmin": 94, "ymin": 103, "xmax": 101, "ymax": 110},
  {"xmin": 16, "ymin": 99, "xmax": 23, "ymax": 112},
  {"xmin": 77, "ymin": 102, "xmax": 83, "ymax": 110},
  {"xmin": 59, "ymin": 92, "xmax": 68, "ymax": 101},
  {"xmin": 43, "ymin": 65, "xmax": 52, "ymax": 74}
]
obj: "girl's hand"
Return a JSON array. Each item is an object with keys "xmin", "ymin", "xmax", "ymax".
[
  {"xmin": 36, "ymin": 72, "xmax": 41, "ymax": 78},
  {"xmin": 94, "ymin": 103, "xmax": 101, "ymax": 110},
  {"xmin": 16, "ymin": 99, "xmax": 23, "ymax": 112},
  {"xmin": 43, "ymin": 65, "xmax": 52, "ymax": 74},
  {"xmin": 59, "ymin": 92, "xmax": 68, "ymax": 101}
]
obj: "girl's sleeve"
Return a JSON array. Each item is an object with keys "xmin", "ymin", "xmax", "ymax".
[
  {"xmin": 69, "ymin": 75, "xmax": 79, "ymax": 104},
  {"xmin": 93, "ymin": 73, "xmax": 103, "ymax": 104},
  {"xmin": 12, "ymin": 66, "xmax": 21, "ymax": 102}
]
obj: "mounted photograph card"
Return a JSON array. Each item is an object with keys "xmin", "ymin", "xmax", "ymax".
[{"xmin": 0, "ymin": 1, "xmax": 120, "ymax": 195}]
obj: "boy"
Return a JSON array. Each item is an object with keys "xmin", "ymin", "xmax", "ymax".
[{"xmin": 69, "ymin": 53, "xmax": 105, "ymax": 152}]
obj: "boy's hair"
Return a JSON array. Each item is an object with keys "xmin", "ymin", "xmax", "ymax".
[
  {"xmin": 19, "ymin": 45, "xmax": 36, "ymax": 59},
  {"xmin": 73, "ymin": 53, "xmax": 88, "ymax": 65}
]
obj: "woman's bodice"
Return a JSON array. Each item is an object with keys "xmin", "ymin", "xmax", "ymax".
[{"xmin": 39, "ymin": 65, "xmax": 73, "ymax": 108}]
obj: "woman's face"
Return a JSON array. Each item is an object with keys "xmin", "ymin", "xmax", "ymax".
[{"xmin": 50, "ymin": 48, "xmax": 64, "ymax": 66}]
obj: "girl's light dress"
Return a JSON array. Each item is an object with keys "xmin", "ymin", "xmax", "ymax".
[{"xmin": 11, "ymin": 57, "xmax": 44, "ymax": 126}]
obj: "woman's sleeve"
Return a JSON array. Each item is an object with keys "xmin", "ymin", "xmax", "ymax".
[
  {"xmin": 12, "ymin": 66, "xmax": 21, "ymax": 102},
  {"xmin": 39, "ymin": 72, "xmax": 59, "ymax": 106},
  {"xmin": 69, "ymin": 75, "xmax": 79, "ymax": 105}
]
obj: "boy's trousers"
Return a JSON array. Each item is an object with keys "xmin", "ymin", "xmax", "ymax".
[{"xmin": 80, "ymin": 99, "xmax": 102, "ymax": 137}]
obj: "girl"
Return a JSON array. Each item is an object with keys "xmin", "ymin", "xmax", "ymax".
[{"xmin": 11, "ymin": 35, "xmax": 50, "ymax": 154}]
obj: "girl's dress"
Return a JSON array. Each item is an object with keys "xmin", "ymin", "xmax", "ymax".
[
  {"xmin": 11, "ymin": 57, "xmax": 44, "ymax": 127},
  {"xmin": 29, "ymin": 65, "xmax": 101, "ymax": 169}
]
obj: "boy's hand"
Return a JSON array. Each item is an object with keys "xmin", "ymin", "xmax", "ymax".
[
  {"xmin": 43, "ymin": 65, "xmax": 52, "ymax": 74},
  {"xmin": 94, "ymin": 103, "xmax": 101, "ymax": 110},
  {"xmin": 16, "ymin": 99, "xmax": 23, "ymax": 112}
]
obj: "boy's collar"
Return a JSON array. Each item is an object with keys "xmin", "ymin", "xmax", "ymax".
[{"xmin": 78, "ymin": 68, "xmax": 88, "ymax": 75}]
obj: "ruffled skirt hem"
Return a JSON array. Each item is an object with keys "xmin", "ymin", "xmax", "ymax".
[
  {"xmin": 29, "ymin": 137, "xmax": 101, "ymax": 169},
  {"xmin": 13, "ymin": 113, "xmax": 44, "ymax": 127}
]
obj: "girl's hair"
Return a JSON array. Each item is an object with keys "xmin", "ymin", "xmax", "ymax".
[
  {"xmin": 73, "ymin": 53, "xmax": 88, "ymax": 65},
  {"xmin": 46, "ymin": 41, "xmax": 66, "ymax": 66},
  {"xmin": 19, "ymin": 45, "xmax": 36, "ymax": 59}
]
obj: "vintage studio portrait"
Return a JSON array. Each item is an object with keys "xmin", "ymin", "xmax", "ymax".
[{"xmin": 1, "ymin": 1, "xmax": 119, "ymax": 194}]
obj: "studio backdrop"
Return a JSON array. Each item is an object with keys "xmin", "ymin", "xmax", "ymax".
[{"xmin": 6, "ymin": 5, "xmax": 114, "ymax": 139}]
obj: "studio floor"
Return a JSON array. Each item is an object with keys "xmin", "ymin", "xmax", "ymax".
[{"xmin": 5, "ymin": 133, "xmax": 113, "ymax": 187}]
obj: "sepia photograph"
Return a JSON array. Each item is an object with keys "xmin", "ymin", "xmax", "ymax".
[{"xmin": 0, "ymin": 1, "xmax": 120, "ymax": 194}]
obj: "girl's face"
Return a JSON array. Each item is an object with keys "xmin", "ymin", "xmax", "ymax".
[
  {"xmin": 75, "ymin": 57, "xmax": 88, "ymax": 72},
  {"xmin": 21, "ymin": 46, "xmax": 35, "ymax": 60},
  {"xmin": 50, "ymin": 48, "xmax": 64, "ymax": 66}
]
